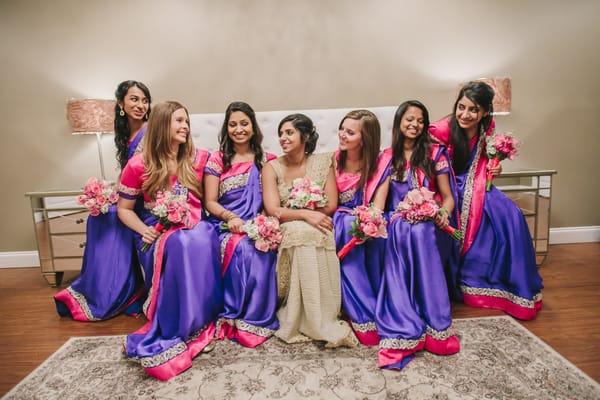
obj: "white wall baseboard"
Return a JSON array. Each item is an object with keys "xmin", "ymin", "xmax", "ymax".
[
  {"xmin": 0, "ymin": 226, "xmax": 598, "ymax": 268},
  {"xmin": 549, "ymin": 226, "xmax": 600, "ymax": 244},
  {"xmin": 0, "ymin": 251, "xmax": 40, "ymax": 268}
]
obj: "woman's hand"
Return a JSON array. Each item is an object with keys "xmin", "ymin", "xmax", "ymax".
[
  {"xmin": 487, "ymin": 161, "xmax": 502, "ymax": 177},
  {"xmin": 434, "ymin": 208, "xmax": 449, "ymax": 229},
  {"xmin": 227, "ymin": 217, "xmax": 245, "ymax": 234},
  {"xmin": 141, "ymin": 225, "xmax": 159, "ymax": 244},
  {"xmin": 303, "ymin": 210, "xmax": 334, "ymax": 233}
]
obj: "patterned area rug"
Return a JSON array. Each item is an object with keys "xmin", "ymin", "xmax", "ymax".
[{"xmin": 3, "ymin": 316, "xmax": 599, "ymax": 400}]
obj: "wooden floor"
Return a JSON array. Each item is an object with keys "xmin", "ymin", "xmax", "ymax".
[{"xmin": 0, "ymin": 243, "xmax": 598, "ymax": 396}]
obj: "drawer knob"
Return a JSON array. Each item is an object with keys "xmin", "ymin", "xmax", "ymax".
[
  {"xmin": 79, "ymin": 241, "xmax": 86, "ymax": 248},
  {"xmin": 76, "ymin": 218, "xmax": 85, "ymax": 224}
]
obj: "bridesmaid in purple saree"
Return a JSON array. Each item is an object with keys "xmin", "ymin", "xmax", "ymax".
[
  {"xmin": 118, "ymin": 101, "xmax": 223, "ymax": 381},
  {"xmin": 333, "ymin": 110, "xmax": 391, "ymax": 346},
  {"xmin": 376, "ymin": 100, "xmax": 460, "ymax": 370},
  {"xmin": 429, "ymin": 81, "xmax": 543, "ymax": 320},
  {"xmin": 54, "ymin": 80, "xmax": 151, "ymax": 321},
  {"xmin": 204, "ymin": 102, "xmax": 278, "ymax": 348}
]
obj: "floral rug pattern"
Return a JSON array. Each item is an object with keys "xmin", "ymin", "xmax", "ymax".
[{"xmin": 4, "ymin": 316, "xmax": 599, "ymax": 399}]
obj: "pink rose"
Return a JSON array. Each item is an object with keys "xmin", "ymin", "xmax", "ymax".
[
  {"xmin": 419, "ymin": 202, "xmax": 438, "ymax": 218},
  {"xmin": 406, "ymin": 190, "xmax": 425, "ymax": 205},
  {"xmin": 255, "ymin": 240, "xmax": 269, "ymax": 252},
  {"xmin": 362, "ymin": 222, "xmax": 378, "ymax": 237}
]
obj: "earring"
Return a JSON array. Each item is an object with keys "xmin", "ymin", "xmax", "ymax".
[{"xmin": 119, "ymin": 108, "xmax": 125, "ymax": 117}]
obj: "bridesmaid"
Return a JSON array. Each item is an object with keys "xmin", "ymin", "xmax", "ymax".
[
  {"xmin": 429, "ymin": 81, "xmax": 543, "ymax": 320},
  {"xmin": 376, "ymin": 100, "xmax": 460, "ymax": 370},
  {"xmin": 204, "ymin": 101, "xmax": 278, "ymax": 348},
  {"xmin": 54, "ymin": 80, "xmax": 151, "ymax": 321},
  {"xmin": 333, "ymin": 109, "xmax": 391, "ymax": 346},
  {"xmin": 262, "ymin": 114, "xmax": 357, "ymax": 347},
  {"xmin": 118, "ymin": 101, "xmax": 223, "ymax": 380}
]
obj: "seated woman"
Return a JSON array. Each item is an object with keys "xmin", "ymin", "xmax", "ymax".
[
  {"xmin": 333, "ymin": 110, "xmax": 391, "ymax": 346},
  {"xmin": 117, "ymin": 101, "xmax": 223, "ymax": 381},
  {"xmin": 55, "ymin": 80, "xmax": 151, "ymax": 321},
  {"xmin": 429, "ymin": 81, "xmax": 543, "ymax": 320},
  {"xmin": 376, "ymin": 100, "xmax": 460, "ymax": 370},
  {"xmin": 262, "ymin": 113, "xmax": 357, "ymax": 347},
  {"xmin": 204, "ymin": 101, "xmax": 278, "ymax": 348}
]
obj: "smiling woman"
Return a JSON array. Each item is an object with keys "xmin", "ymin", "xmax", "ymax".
[{"xmin": 261, "ymin": 113, "xmax": 358, "ymax": 348}]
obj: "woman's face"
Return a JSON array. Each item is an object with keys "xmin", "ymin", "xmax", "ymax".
[
  {"xmin": 227, "ymin": 111, "xmax": 253, "ymax": 146},
  {"xmin": 119, "ymin": 86, "xmax": 149, "ymax": 120},
  {"xmin": 338, "ymin": 118, "xmax": 363, "ymax": 152},
  {"xmin": 455, "ymin": 96, "xmax": 486, "ymax": 132},
  {"xmin": 399, "ymin": 106, "xmax": 425, "ymax": 140},
  {"xmin": 170, "ymin": 108, "xmax": 190, "ymax": 145},
  {"xmin": 278, "ymin": 121, "xmax": 303, "ymax": 154}
]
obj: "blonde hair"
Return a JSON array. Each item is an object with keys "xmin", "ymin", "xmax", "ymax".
[
  {"xmin": 141, "ymin": 101, "xmax": 201, "ymax": 199},
  {"xmin": 337, "ymin": 109, "xmax": 381, "ymax": 189}
]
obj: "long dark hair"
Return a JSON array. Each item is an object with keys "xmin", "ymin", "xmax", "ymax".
[
  {"xmin": 277, "ymin": 114, "xmax": 319, "ymax": 155},
  {"xmin": 337, "ymin": 110, "xmax": 381, "ymax": 189},
  {"xmin": 114, "ymin": 80, "xmax": 152, "ymax": 169},
  {"xmin": 450, "ymin": 81, "xmax": 494, "ymax": 174},
  {"xmin": 218, "ymin": 101, "xmax": 265, "ymax": 171},
  {"xmin": 391, "ymin": 100, "xmax": 433, "ymax": 180}
]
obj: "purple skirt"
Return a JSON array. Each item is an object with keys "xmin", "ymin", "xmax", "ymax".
[{"xmin": 54, "ymin": 205, "xmax": 143, "ymax": 321}]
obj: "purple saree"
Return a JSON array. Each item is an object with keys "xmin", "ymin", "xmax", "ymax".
[
  {"xmin": 54, "ymin": 127, "xmax": 146, "ymax": 321},
  {"xmin": 333, "ymin": 150, "xmax": 391, "ymax": 346},
  {"xmin": 117, "ymin": 149, "xmax": 223, "ymax": 381},
  {"xmin": 376, "ymin": 145, "xmax": 460, "ymax": 369},
  {"xmin": 205, "ymin": 151, "xmax": 279, "ymax": 348},
  {"xmin": 429, "ymin": 118, "xmax": 543, "ymax": 320}
]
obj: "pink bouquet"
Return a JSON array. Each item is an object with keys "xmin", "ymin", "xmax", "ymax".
[
  {"xmin": 141, "ymin": 190, "xmax": 190, "ymax": 252},
  {"xmin": 243, "ymin": 215, "xmax": 283, "ymax": 252},
  {"xmin": 287, "ymin": 177, "xmax": 328, "ymax": 210},
  {"xmin": 393, "ymin": 187, "xmax": 462, "ymax": 241},
  {"xmin": 485, "ymin": 133, "xmax": 519, "ymax": 191},
  {"xmin": 337, "ymin": 204, "xmax": 387, "ymax": 260},
  {"xmin": 76, "ymin": 177, "xmax": 118, "ymax": 216}
]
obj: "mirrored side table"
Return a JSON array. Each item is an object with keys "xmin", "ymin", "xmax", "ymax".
[
  {"xmin": 25, "ymin": 190, "xmax": 88, "ymax": 287},
  {"xmin": 494, "ymin": 169, "xmax": 557, "ymax": 265}
]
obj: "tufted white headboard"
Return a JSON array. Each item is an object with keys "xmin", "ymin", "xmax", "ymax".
[{"xmin": 189, "ymin": 106, "xmax": 397, "ymax": 154}]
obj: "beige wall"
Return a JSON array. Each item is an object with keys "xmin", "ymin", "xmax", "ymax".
[{"xmin": 1, "ymin": 0, "xmax": 598, "ymax": 251}]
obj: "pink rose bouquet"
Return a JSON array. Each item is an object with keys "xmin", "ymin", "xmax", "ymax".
[
  {"xmin": 76, "ymin": 177, "xmax": 118, "ymax": 216},
  {"xmin": 485, "ymin": 133, "xmax": 519, "ymax": 191},
  {"xmin": 393, "ymin": 187, "xmax": 462, "ymax": 240},
  {"xmin": 243, "ymin": 214, "xmax": 283, "ymax": 252},
  {"xmin": 337, "ymin": 204, "xmax": 387, "ymax": 260},
  {"xmin": 287, "ymin": 177, "xmax": 328, "ymax": 210},
  {"xmin": 141, "ymin": 190, "xmax": 190, "ymax": 252}
]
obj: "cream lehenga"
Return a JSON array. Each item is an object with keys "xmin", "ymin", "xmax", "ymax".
[{"xmin": 270, "ymin": 152, "xmax": 357, "ymax": 347}]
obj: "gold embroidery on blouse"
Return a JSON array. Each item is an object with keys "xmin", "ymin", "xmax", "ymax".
[
  {"xmin": 206, "ymin": 160, "xmax": 223, "ymax": 175},
  {"xmin": 117, "ymin": 183, "xmax": 140, "ymax": 196}
]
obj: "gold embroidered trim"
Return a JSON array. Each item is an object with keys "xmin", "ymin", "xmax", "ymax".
[
  {"xmin": 140, "ymin": 342, "xmax": 186, "ymax": 368},
  {"xmin": 351, "ymin": 321, "xmax": 377, "ymax": 333},
  {"xmin": 206, "ymin": 160, "xmax": 223, "ymax": 175},
  {"xmin": 458, "ymin": 134, "xmax": 485, "ymax": 248},
  {"xmin": 379, "ymin": 334, "xmax": 425, "ymax": 350},
  {"xmin": 138, "ymin": 325, "xmax": 209, "ymax": 368},
  {"xmin": 217, "ymin": 318, "xmax": 276, "ymax": 338},
  {"xmin": 219, "ymin": 173, "xmax": 249, "ymax": 198},
  {"xmin": 460, "ymin": 285, "xmax": 543, "ymax": 309},
  {"xmin": 426, "ymin": 325, "xmax": 455, "ymax": 341},
  {"xmin": 66, "ymin": 287, "xmax": 99, "ymax": 321},
  {"xmin": 435, "ymin": 159, "xmax": 449, "ymax": 172},
  {"xmin": 339, "ymin": 189, "xmax": 357, "ymax": 205},
  {"xmin": 117, "ymin": 183, "xmax": 140, "ymax": 196},
  {"xmin": 220, "ymin": 233, "xmax": 232, "ymax": 263}
]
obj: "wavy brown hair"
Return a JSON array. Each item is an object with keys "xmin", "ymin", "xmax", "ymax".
[
  {"xmin": 337, "ymin": 110, "xmax": 381, "ymax": 189},
  {"xmin": 141, "ymin": 101, "xmax": 201, "ymax": 199}
]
